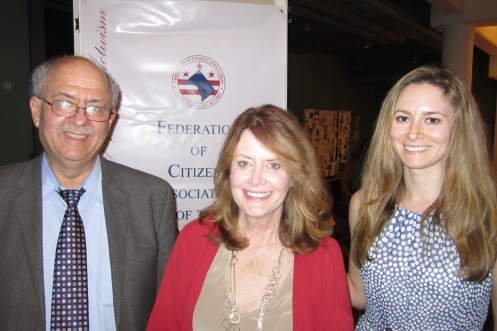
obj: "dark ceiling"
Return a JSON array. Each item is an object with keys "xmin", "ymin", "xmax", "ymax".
[
  {"xmin": 288, "ymin": 0, "xmax": 443, "ymax": 81},
  {"xmin": 288, "ymin": 0, "xmax": 439, "ymax": 50}
]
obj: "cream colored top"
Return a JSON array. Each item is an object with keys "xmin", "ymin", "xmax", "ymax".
[{"xmin": 193, "ymin": 244, "xmax": 293, "ymax": 330}]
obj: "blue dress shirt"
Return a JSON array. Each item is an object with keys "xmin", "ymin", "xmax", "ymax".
[{"xmin": 42, "ymin": 154, "xmax": 116, "ymax": 330}]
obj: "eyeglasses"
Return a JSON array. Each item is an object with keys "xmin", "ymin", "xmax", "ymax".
[{"xmin": 37, "ymin": 97, "xmax": 114, "ymax": 122}]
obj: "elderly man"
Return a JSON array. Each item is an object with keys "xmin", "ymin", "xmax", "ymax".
[{"xmin": 0, "ymin": 55, "xmax": 176, "ymax": 330}]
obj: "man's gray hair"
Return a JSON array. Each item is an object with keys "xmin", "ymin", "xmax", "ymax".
[{"xmin": 30, "ymin": 55, "xmax": 121, "ymax": 109}]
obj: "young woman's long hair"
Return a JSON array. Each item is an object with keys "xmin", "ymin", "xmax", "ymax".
[
  {"xmin": 352, "ymin": 65, "xmax": 497, "ymax": 281},
  {"xmin": 200, "ymin": 104, "xmax": 334, "ymax": 254}
]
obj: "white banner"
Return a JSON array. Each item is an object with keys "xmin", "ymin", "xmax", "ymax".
[{"xmin": 74, "ymin": 0, "xmax": 288, "ymax": 229}]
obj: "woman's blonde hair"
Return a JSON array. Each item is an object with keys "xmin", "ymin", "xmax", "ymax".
[
  {"xmin": 200, "ymin": 104, "xmax": 334, "ymax": 254},
  {"xmin": 352, "ymin": 65, "xmax": 497, "ymax": 281}
]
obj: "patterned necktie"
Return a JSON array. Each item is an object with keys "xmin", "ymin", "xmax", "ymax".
[{"xmin": 51, "ymin": 188, "xmax": 89, "ymax": 331}]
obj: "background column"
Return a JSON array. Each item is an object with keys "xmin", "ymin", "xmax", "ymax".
[{"xmin": 441, "ymin": 22, "xmax": 474, "ymax": 88}]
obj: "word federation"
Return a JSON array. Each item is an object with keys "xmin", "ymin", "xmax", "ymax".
[{"xmin": 158, "ymin": 121, "xmax": 230, "ymax": 135}]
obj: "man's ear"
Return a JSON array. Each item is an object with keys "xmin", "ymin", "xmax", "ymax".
[{"xmin": 30, "ymin": 96, "xmax": 42, "ymax": 128}]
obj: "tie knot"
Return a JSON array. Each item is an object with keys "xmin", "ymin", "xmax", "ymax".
[{"xmin": 57, "ymin": 187, "xmax": 85, "ymax": 207}]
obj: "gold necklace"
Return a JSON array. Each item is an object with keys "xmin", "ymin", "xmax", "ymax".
[{"xmin": 222, "ymin": 247, "xmax": 285, "ymax": 331}]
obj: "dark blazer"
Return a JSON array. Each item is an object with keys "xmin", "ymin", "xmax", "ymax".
[{"xmin": 0, "ymin": 155, "xmax": 176, "ymax": 330}]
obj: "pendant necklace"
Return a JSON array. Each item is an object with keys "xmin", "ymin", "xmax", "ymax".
[{"xmin": 222, "ymin": 246, "xmax": 285, "ymax": 331}]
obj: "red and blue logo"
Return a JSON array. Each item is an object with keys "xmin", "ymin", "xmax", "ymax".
[{"xmin": 172, "ymin": 55, "xmax": 226, "ymax": 109}]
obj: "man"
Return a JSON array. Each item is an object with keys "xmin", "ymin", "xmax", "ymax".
[{"xmin": 0, "ymin": 56, "xmax": 176, "ymax": 330}]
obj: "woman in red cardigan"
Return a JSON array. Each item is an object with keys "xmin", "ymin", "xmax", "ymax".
[{"xmin": 148, "ymin": 104, "xmax": 353, "ymax": 331}]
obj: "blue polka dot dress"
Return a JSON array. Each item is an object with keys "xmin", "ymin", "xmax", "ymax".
[{"xmin": 356, "ymin": 206, "xmax": 492, "ymax": 331}]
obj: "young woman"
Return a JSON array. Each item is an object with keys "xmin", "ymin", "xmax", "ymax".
[{"xmin": 348, "ymin": 65, "xmax": 497, "ymax": 330}]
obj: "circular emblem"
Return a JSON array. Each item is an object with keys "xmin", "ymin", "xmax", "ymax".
[{"xmin": 172, "ymin": 55, "xmax": 226, "ymax": 109}]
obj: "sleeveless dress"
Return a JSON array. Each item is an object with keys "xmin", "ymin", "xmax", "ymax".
[{"xmin": 356, "ymin": 206, "xmax": 492, "ymax": 331}]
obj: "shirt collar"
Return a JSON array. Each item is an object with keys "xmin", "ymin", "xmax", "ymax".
[{"xmin": 41, "ymin": 153, "xmax": 103, "ymax": 203}]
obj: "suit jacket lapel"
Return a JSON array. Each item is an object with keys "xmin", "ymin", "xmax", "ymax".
[
  {"xmin": 17, "ymin": 157, "xmax": 46, "ymax": 323},
  {"xmin": 100, "ymin": 157, "xmax": 129, "ymax": 328}
]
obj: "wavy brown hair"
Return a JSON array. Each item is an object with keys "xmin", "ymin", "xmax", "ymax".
[
  {"xmin": 200, "ymin": 104, "xmax": 334, "ymax": 254},
  {"xmin": 352, "ymin": 65, "xmax": 497, "ymax": 281}
]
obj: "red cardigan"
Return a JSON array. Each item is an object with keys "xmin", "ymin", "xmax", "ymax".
[{"xmin": 147, "ymin": 219, "xmax": 353, "ymax": 330}]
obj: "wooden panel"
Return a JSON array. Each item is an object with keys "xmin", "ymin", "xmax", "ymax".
[{"xmin": 304, "ymin": 109, "xmax": 351, "ymax": 177}]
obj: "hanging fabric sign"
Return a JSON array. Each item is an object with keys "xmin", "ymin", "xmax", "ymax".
[{"xmin": 74, "ymin": 0, "xmax": 288, "ymax": 229}]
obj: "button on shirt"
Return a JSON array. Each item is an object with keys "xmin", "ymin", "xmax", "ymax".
[{"xmin": 42, "ymin": 155, "xmax": 116, "ymax": 331}]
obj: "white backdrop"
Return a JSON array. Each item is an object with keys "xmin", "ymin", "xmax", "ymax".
[{"xmin": 74, "ymin": 0, "xmax": 288, "ymax": 229}]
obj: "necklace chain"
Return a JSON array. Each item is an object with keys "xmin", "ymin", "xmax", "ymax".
[{"xmin": 223, "ymin": 247, "xmax": 284, "ymax": 331}]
